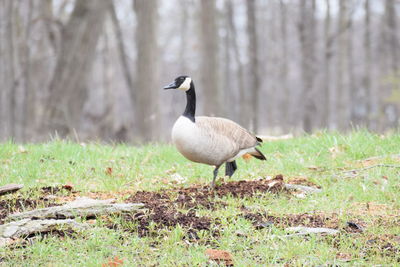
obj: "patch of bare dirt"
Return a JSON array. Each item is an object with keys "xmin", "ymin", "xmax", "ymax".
[
  {"xmin": 0, "ymin": 198, "xmax": 58, "ymax": 224},
  {"xmin": 0, "ymin": 186, "xmax": 74, "ymax": 224},
  {"xmin": 117, "ymin": 175, "xmax": 288, "ymax": 237},
  {"xmin": 286, "ymin": 177, "xmax": 321, "ymax": 189},
  {"xmin": 241, "ymin": 212, "xmax": 366, "ymax": 233},
  {"xmin": 363, "ymin": 234, "xmax": 400, "ymax": 260}
]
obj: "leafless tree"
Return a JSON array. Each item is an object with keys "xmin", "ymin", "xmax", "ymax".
[
  {"xmin": 246, "ymin": 0, "xmax": 261, "ymax": 132},
  {"xmin": 44, "ymin": 0, "xmax": 109, "ymax": 137},
  {"xmin": 200, "ymin": 0, "xmax": 220, "ymax": 117},
  {"xmin": 132, "ymin": 0, "xmax": 159, "ymax": 142}
]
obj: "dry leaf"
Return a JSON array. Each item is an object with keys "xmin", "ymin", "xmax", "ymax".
[
  {"xmin": 336, "ymin": 252, "xmax": 352, "ymax": 261},
  {"xmin": 102, "ymin": 256, "xmax": 124, "ymax": 267},
  {"xmin": 62, "ymin": 183, "xmax": 74, "ymax": 191},
  {"xmin": 242, "ymin": 153, "xmax": 252, "ymax": 162},
  {"xmin": 205, "ymin": 249, "xmax": 234, "ymax": 266},
  {"xmin": 105, "ymin": 167, "xmax": 113, "ymax": 176}
]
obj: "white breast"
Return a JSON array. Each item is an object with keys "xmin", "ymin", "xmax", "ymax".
[{"xmin": 171, "ymin": 116, "xmax": 235, "ymax": 166}]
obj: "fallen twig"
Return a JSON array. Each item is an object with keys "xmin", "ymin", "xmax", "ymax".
[
  {"xmin": 356, "ymin": 154, "xmax": 400, "ymax": 162},
  {"xmin": 334, "ymin": 164, "xmax": 400, "ymax": 177}
]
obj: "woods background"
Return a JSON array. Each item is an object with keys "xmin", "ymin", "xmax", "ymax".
[{"xmin": 0, "ymin": 0, "xmax": 399, "ymax": 143}]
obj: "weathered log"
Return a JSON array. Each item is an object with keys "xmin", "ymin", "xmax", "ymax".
[
  {"xmin": 0, "ymin": 184, "xmax": 24, "ymax": 196},
  {"xmin": 0, "ymin": 218, "xmax": 88, "ymax": 247},
  {"xmin": 8, "ymin": 197, "xmax": 145, "ymax": 221}
]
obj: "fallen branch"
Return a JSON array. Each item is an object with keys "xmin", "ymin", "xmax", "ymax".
[
  {"xmin": 7, "ymin": 197, "xmax": 145, "ymax": 221},
  {"xmin": 0, "ymin": 184, "xmax": 24, "ymax": 196},
  {"xmin": 337, "ymin": 164, "xmax": 400, "ymax": 175},
  {"xmin": 0, "ymin": 218, "xmax": 87, "ymax": 247},
  {"xmin": 356, "ymin": 154, "xmax": 400, "ymax": 162}
]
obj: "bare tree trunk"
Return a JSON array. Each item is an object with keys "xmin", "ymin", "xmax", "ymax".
[
  {"xmin": 336, "ymin": 0, "xmax": 350, "ymax": 130},
  {"xmin": 132, "ymin": 0, "xmax": 159, "ymax": 142},
  {"xmin": 44, "ymin": 0, "xmax": 108, "ymax": 137},
  {"xmin": 364, "ymin": 0, "xmax": 375, "ymax": 129},
  {"xmin": 200, "ymin": 0, "xmax": 220, "ymax": 117},
  {"xmin": 298, "ymin": 0, "xmax": 317, "ymax": 133},
  {"xmin": 223, "ymin": 0, "xmax": 232, "ymax": 119},
  {"xmin": 382, "ymin": 0, "xmax": 399, "ymax": 129},
  {"xmin": 325, "ymin": 0, "xmax": 335, "ymax": 129},
  {"xmin": 226, "ymin": 0, "xmax": 245, "ymax": 127},
  {"xmin": 21, "ymin": 0, "xmax": 33, "ymax": 141},
  {"xmin": 279, "ymin": 0, "xmax": 289, "ymax": 131},
  {"xmin": 0, "ymin": 0, "xmax": 16, "ymax": 140},
  {"xmin": 246, "ymin": 0, "xmax": 260, "ymax": 133},
  {"xmin": 384, "ymin": 0, "xmax": 399, "ymax": 72},
  {"xmin": 109, "ymin": 0, "xmax": 134, "ymax": 94}
]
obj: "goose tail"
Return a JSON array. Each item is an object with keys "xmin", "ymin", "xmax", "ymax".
[{"xmin": 250, "ymin": 147, "xmax": 267, "ymax": 160}]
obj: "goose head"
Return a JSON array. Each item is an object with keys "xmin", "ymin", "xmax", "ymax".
[{"xmin": 163, "ymin": 76, "xmax": 192, "ymax": 91}]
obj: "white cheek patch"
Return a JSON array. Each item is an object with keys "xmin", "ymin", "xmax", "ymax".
[{"xmin": 178, "ymin": 77, "xmax": 192, "ymax": 91}]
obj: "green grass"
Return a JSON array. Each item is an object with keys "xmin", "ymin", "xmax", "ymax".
[{"xmin": 1, "ymin": 130, "xmax": 399, "ymax": 266}]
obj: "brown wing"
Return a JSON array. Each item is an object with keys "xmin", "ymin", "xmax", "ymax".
[{"xmin": 196, "ymin": 116, "xmax": 259, "ymax": 150}]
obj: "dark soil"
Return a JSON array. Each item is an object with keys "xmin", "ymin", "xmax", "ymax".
[
  {"xmin": 0, "ymin": 186, "xmax": 72, "ymax": 224},
  {"xmin": 119, "ymin": 175, "xmax": 287, "ymax": 237},
  {"xmin": 0, "ymin": 197, "xmax": 57, "ymax": 224},
  {"xmin": 241, "ymin": 211, "xmax": 366, "ymax": 233}
]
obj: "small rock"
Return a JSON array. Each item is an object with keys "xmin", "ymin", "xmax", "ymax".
[
  {"xmin": 255, "ymin": 221, "xmax": 274, "ymax": 230},
  {"xmin": 346, "ymin": 221, "xmax": 364, "ymax": 232}
]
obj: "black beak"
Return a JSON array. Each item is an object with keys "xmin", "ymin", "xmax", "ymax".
[{"xmin": 163, "ymin": 81, "xmax": 177, "ymax": 90}]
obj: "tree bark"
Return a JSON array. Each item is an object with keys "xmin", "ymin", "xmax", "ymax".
[
  {"xmin": 200, "ymin": 0, "xmax": 220, "ymax": 117},
  {"xmin": 298, "ymin": 0, "xmax": 317, "ymax": 133},
  {"xmin": 246, "ymin": 0, "xmax": 260, "ymax": 133},
  {"xmin": 336, "ymin": 0, "xmax": 350, "ymax": 130},
  {"xmin": 132, "ymin": 0, "xmax": 159, "ymax": 142},
  {"xmin": 44, "ymin": 0, "xmax": 108, "ymax": 137},
  {"xmin": 109, "ymin": 0, "xmax": 134, "ymax": 95},
  {"xmin": 279, "ymin": 0, "xmax": 289, "ymax": 131},
  {"xmin": 0, "ymin": 0, "xmax": 16, "ymax": 140},
  {"xmin": 364, "ymin": 0, "xmax": 374, "ymax": 129},
  {"xmin": 226, "ymin": 0, "xmax": 245, "ymax": 127},
  {"xmin": 324, "ymin": 0, "xmax": 335, "ymax": 129}
]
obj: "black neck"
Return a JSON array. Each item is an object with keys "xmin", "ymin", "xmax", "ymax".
[{"xmin": 183, "ymin": 82, "xmax": 196, "ymax": 122}]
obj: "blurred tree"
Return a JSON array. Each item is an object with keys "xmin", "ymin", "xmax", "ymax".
[
  {"xmin": 298, "ymin": 0, "xmax": 317, "ymax": 133},
  {"xmin": 133, "ymin": 0, "xmax": 159, "ymax": 142},
  {"xmin": 324, "ymin": 0, "xmax": 334, "ymax": 128},
  {"xmin": 225, "ymin": 0, "xmax": 245, "ymax": 126},
  {"xmin": 336, "ymin": 0, "xmax": 351, "ymax": 130},
  {"xmin": 0, "ymin": 0, "xmax": 15, "ymax": 139},
  {"xmin": 44, "ymin": 0, "xmax": 108, "ymax": 137},
  {"xmin": 246, "ymin": 0, "xmax": 260, "ymax": 132},
  {"xmin": 200, "ymin": 0, "xmax": 220, "ymax": 117}
]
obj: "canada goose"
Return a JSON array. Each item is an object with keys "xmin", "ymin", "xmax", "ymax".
[{"xmin": 164, "ymin": 75, "xmax": 266, "ymax": 188}]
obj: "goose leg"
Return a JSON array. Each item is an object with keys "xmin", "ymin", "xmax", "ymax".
[
  {"xmin": 211, "ymin": 165, "xmax": 221, "ymax": 189},
  {"xmin": 225, "ymin": 161, "xmax": 237, "ymax": 178}
]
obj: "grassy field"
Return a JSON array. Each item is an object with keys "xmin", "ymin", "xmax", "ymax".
[{"xmin": 0, "ymin": 131, "xmax": 399, "ymax": 266}]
